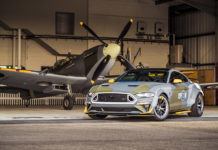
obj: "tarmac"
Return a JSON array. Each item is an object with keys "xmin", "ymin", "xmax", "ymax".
[{"xmin": 0, "ymin": 106, "xmax": 218, "ymax": 150}]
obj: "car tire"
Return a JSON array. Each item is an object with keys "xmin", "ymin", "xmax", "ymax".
[
  {"xmin": 153, "ymin": 94, "xmax": 169, "ymax": 121},
  {"xmin": 63, "ymin": 96, "xmax": 75, "ymax": 110},
  {"xmin": 88, "ymin": 114, "xmax": 107, "ymax": 119},
  {"xmin": 188, "ymin": 93, "xmax": 204, "ymax": 117}
]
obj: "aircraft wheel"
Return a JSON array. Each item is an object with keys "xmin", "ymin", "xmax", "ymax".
[
  {"xmin": 63, "ymin": 95, "xmax": 75, "ymax": 110},
  {"xmin": 153, "ymin": 94, "xmax": 169, "ymax": 121},
  {"xmin": 88, "ymin": 114, "xmax": 107, "ymax": 119},
  {"xmin": 188, "ymin": 93, "xmax": 204, "ymax": 117}
]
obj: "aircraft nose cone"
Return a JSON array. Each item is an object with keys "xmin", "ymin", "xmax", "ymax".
[{"xmin": 103, "ymin": 43, "xmax": 120, "ymax": 59}]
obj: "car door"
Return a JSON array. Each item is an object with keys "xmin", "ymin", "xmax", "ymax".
[{"xmin": 169, "ymin": 71, "xmax": 189, "ymax": 111}]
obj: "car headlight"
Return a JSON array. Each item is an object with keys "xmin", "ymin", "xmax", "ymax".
[{"xmin": 136, "ymin": 92, "xmax": 155, "ymax": 98}]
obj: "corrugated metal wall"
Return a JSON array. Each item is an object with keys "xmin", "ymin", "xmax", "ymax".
[
  {"xmin": 175, "ymin": 12, "xmax": 215, "ymax": 36},
  {"xmin": 175, "ymin": 11, "xmax": 216, "ymax": 69}
]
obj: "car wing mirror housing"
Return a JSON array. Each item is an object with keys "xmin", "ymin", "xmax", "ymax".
[{"xmin": 173, "ymin": 79, "xmax": 182, "ymax": 84}]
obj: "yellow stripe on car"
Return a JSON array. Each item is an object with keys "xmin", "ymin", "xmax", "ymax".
[
  {"xmin": 127, "ymin": 114, "xmax": 154, "ymax": 117},
  {"xmin": 175, "ymin": 111, "xmax": 191, "ymax": 114}
]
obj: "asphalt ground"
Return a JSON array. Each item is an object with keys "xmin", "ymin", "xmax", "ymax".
[{"xmin": 0, "ymin": 106, "xmax": 218, "ymax": 150}]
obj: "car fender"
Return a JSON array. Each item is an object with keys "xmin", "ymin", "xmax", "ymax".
[
  {"xmin": 187, "ymin": 83, "xmax": 204, "ymax": 107},
  {"xmin": 150, "ymin": 85, "xmax": 171, "ymax": 108}
]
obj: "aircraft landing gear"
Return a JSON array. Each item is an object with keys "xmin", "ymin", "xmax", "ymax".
[
  {"xmin": 63, "ymin": 84, "xmax": 75, "ymax": 110},
  {"xmin": 63, "ymin": 95, "xmax": 75, "ymax": 110}
]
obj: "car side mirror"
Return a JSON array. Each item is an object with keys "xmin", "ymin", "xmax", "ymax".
[
  {"xmin": 108, "ymin": 79, "xmax": 115, "ymax": 83},
  {"xmin": 173, "ymin": 79, "xmax": 182, "ymax": 84}
]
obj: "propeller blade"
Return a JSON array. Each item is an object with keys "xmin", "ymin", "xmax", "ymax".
[
  {"xmin": 92, "ymin": 55, "xmax": 111, "ymax": 81},
  {"xmin": 117, "ymin": 55, "xmax": 135, "ymax": 71},
  {"xmin": 116, "ymin": 19, "xmax": 133, "ymax": 44},
  {"xmin": 80, "ymin": 22, "xmax": 108, "ymax": 46}
]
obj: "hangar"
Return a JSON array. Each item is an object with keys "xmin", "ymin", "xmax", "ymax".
[
  {"xmin": 0, "ymin": 0, "xmax": 217, "ymax": 107},
  {"xmin": 0, "ymin": 0, "xmax": 218, "ymax": 150}
]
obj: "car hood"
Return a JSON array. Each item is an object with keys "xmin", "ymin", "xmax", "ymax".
[{"xmin": 90, "ymin": 81, "xmax": 165, "ymax": 94}]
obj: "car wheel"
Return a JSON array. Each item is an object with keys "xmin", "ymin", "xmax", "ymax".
[
  {"xmin": 153, "ymin": 94, "xmax": 169, "ymax": 121},
  {"xmin": 63, "ymin": 96, "xmax": 75, "ymax": 110},
  {"xmin": 88, "ymin": 114, "xmax": 107, "ymax": 119},
  {"xmin": 188, "ymin": 93, "xmax": 204, "ymax": 117}
]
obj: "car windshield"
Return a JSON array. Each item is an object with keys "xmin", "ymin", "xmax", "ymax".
[{"xmin": 116, "ymin": 69, "xmax": 169, "ymax": 83}]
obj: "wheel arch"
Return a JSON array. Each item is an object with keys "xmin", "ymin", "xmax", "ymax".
[
  {"xmin": 187, "ymin": 84, "xmax": 204, "ymax": 108},
  {"xmin": 156, "ymin": 88, "xmax": 170, "ymax": 101},
  {"xmin": 153, "ymin": 92, "xmax": 170, "ymax": 121},
  {"xmin": 151, "ymin": 89, "xmax": 170, "ymax": 108},
  {"xmin": 160, "ymin": 92, "xmax": 168, "ymax": 100}
]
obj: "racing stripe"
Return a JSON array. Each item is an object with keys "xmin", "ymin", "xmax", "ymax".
[{"xmin": 91, "ymin": 86, "xmax": 113, "ymax": 93}]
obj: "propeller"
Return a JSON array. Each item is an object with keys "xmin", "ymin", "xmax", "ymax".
[
  {"xmin": 92, "ymin": 55, "xmax": 111, "ymax": 81},
  {"xmin": 116, "ymin": 19, "xmax": 133, "ymax": 44},
  {"xmin": 80, "ymin": 19, "xmax": 135, "ymax": 83},
  {"xmin": 80, "ymin": 22, "xmax": 108, "ymax": 47},
  {"xmin": 80, "ymin": 19, "xmax": 133, "ymax": 46},
  {"xmin": 117, "ymin": 55, "xmax": 135, "ymax": 71}
]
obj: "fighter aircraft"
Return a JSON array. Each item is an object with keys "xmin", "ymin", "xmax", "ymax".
[{"xmin": 0, "ymin": 19, "xmax": 135, "ymax": 110}]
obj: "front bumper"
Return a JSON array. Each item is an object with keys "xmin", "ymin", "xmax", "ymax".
[
  {"xmin": 85, "ymin": 105, "xmax": 153, "ymax": 116},
  {"xmin": 85, "ymin": 93, "xmax": 154, "ymax": 116}
]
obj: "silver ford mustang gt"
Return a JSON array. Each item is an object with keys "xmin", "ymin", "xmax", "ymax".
[{"xmin": 84, "ymin": 68, "xmax": 204, "ymax": 121}]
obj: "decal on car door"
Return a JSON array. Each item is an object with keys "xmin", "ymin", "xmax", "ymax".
[
  {"xmin": 178, "ymin": 90, "xmax": 187, "ymax": 101},
  {"xmin": 169, "ymin": 84, "xmax": 186, "ymax": 111}
]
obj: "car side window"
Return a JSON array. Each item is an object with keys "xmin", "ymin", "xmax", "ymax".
[
  {"xmin": 178, "ymin": 73, "xmax": 188, "ymax": 82},
  {"xmin": 169, "ymin": 72, "xmax": 178, "ymax": 83},
  {"xmin": 170, "ymin": 72, "xmax": 188, "ymax": 83}
]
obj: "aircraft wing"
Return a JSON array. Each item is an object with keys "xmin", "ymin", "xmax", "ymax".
[
  {"xmin": 0, "ymin": 68, "xmax": 88, "ymax": 94},
  {"xmin": 199, "ymin": 82, "xmax": 218, "ymax": 90},
  {"xmin": 180, "ymin": 71, "xmax": 218, "ymax": 89}
]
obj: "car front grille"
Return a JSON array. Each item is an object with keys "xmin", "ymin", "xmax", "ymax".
[
  {"xmin": 95, "ymin": 93, "xmax": 134, "ymax": 102},
  {"xmin": 90, "ymin": 107, "xmax": 139, "ymax": 112}
]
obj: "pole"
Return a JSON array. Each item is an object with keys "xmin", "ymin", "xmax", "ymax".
[
  {"xmin": 17, "ymin": 28, "xmax": 21, "ymax": 69},
  {"xmin": 12, "ymin": 29, "xmax": 16, "ymax": 68}
]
